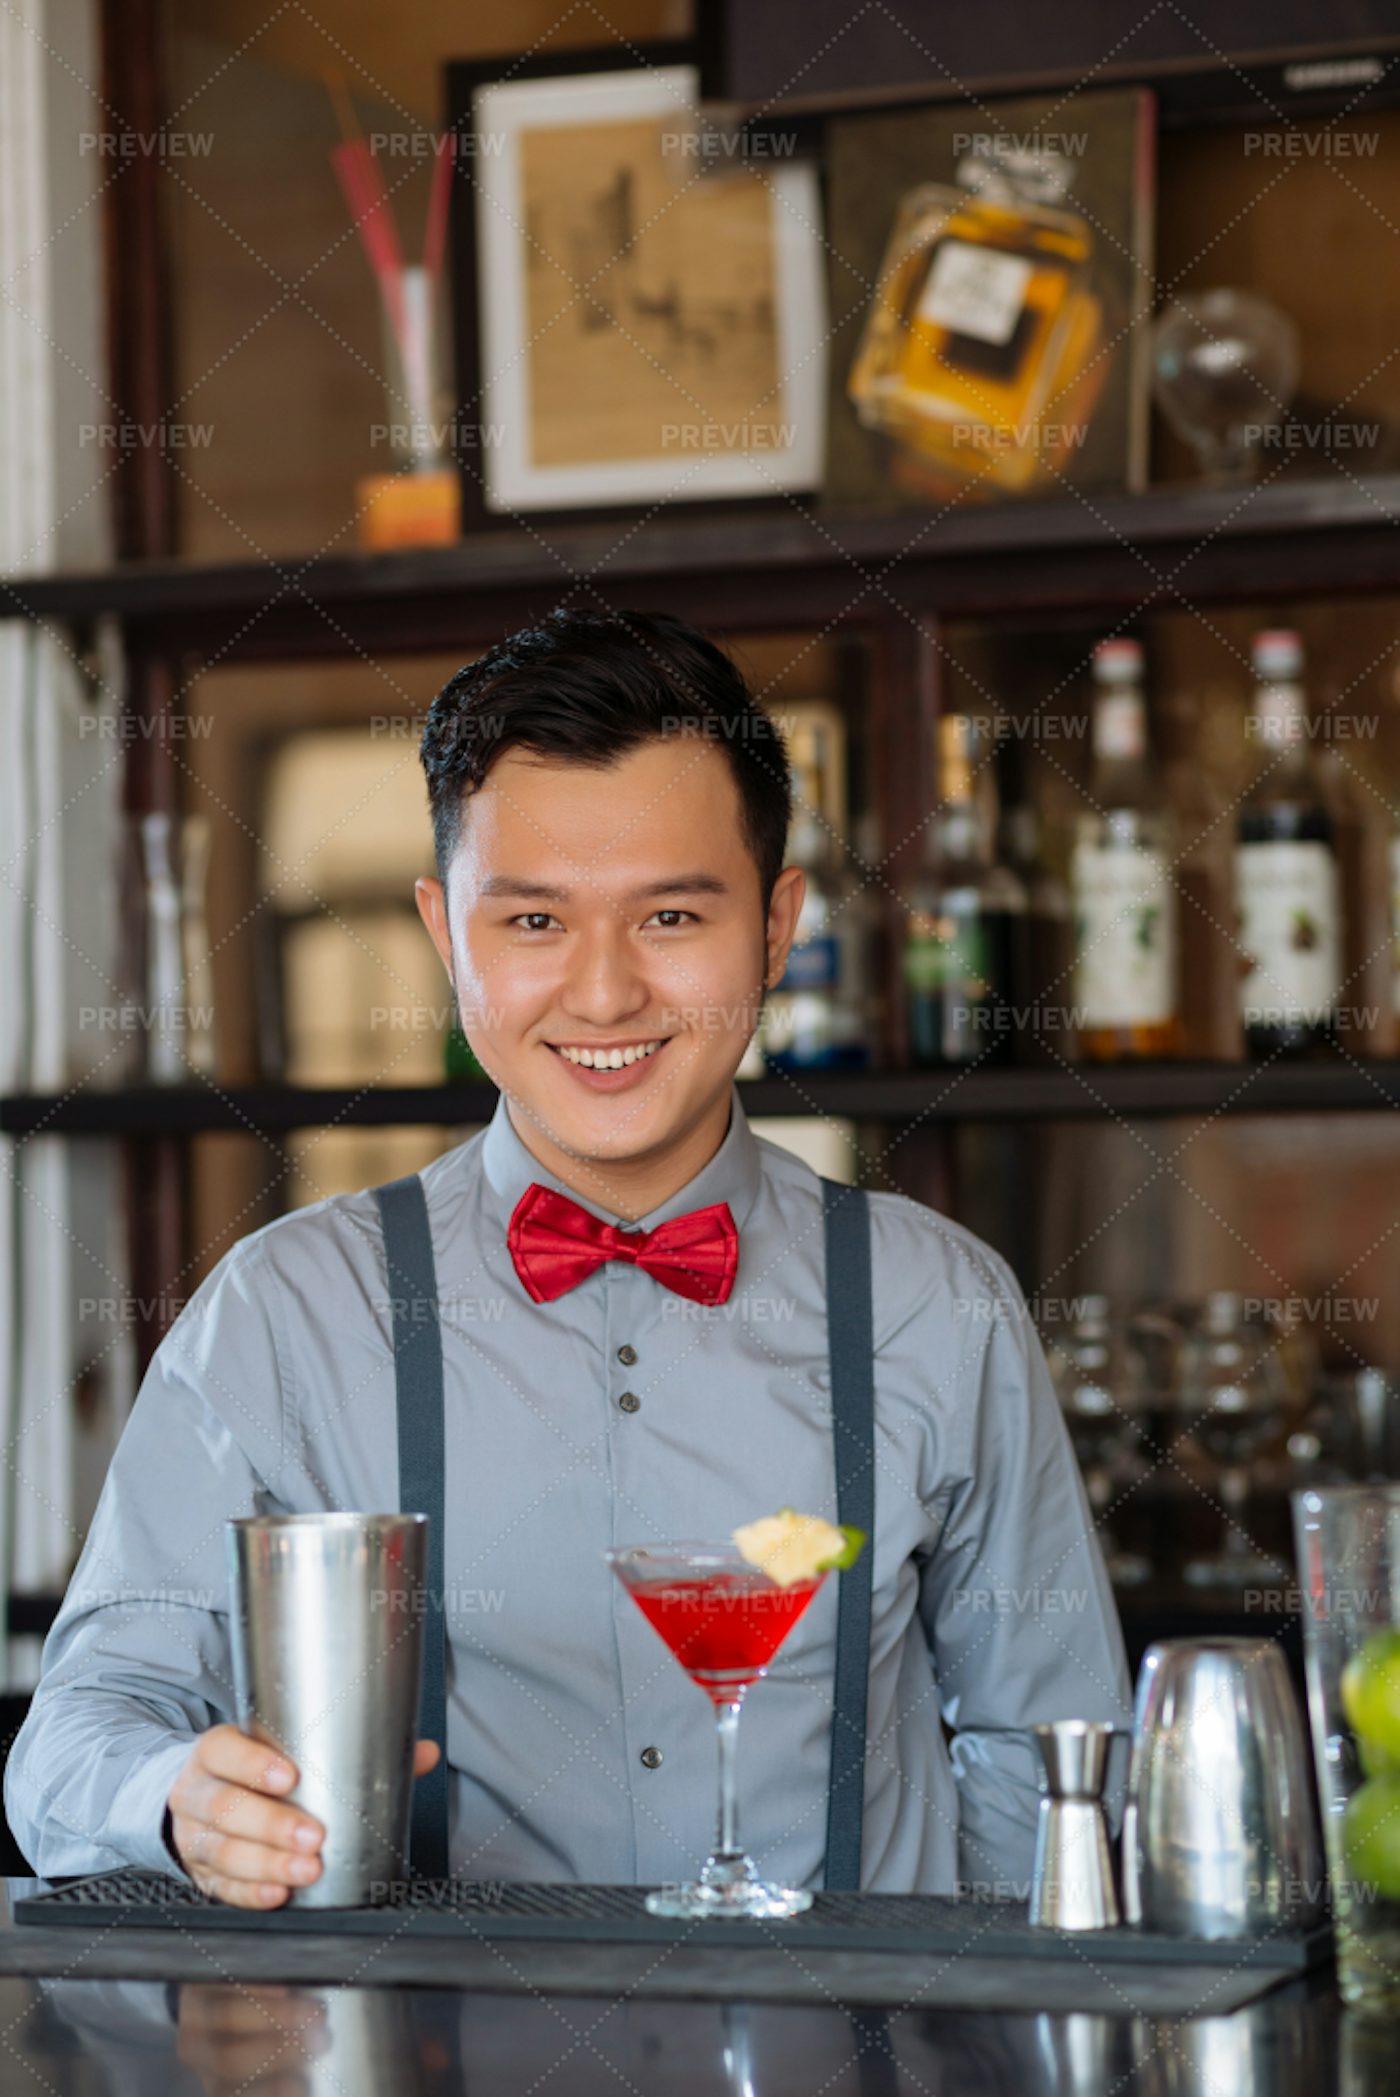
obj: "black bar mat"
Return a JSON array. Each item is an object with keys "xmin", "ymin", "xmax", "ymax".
[{"xmin": 14, "ymin": 1869, "xmax": 1332, "ymax": 1973}]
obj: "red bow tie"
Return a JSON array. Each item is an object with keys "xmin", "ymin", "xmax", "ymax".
[{"xmin": 507, "ymin": 1183, "xmax": 739, "ymax": 1306}]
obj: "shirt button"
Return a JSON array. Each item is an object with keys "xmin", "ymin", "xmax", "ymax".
[
  {"xmin": 618, "ymin": 1391, "xmax": 641, "ymax": 1414},
  {"xmin": 640, "ymin": 1746, "xmax": 663, "ymax": 1770},
  {"xmin": 617, "ymin": 1344, "xmax": 638, "ymax": 1366}
]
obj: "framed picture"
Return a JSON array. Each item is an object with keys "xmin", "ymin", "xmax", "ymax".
[{"xmin": 446, "ymin": 46, "xmax": 826, "ymax": 526}]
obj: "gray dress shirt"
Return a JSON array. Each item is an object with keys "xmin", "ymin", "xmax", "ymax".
[{"xmin": 6, "ymin": 1091, "xmax": 1132, "ymax": 1894}]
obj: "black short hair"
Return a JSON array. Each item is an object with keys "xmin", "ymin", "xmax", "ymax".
[{"xmin": 420, "ymin": 608, "xmax": 791, "ymax": 906}]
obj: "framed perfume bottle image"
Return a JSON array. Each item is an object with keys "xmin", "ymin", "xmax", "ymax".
[{"xmin": 826, "ymin": 89, "xmax": 1155, "ymax": 507}]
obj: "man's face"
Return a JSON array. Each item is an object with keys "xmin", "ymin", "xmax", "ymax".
[{"xmin": 416, "ymin": 736, "xmax": 802, "ymax": 1198}]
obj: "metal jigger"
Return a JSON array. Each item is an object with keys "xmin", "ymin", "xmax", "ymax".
[{"xmin": 1028, "ymin": 1720, "xmax": 1121, "ymax": 1931}]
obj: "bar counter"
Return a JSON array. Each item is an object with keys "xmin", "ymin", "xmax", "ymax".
[{"xmin": 0, "ymin": 1877, "xmax": 1385, "ymax": 2096}]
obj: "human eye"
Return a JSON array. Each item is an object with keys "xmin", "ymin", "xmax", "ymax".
[
  {"xmin": 511, "ymin": 911, "xmax": 563, "ymax": 933},
  {"xmin": 644, "ymin": 908, "xmax": 698, "ymax": 929}
]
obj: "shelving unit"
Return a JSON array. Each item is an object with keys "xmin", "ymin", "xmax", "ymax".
[
  {"xmin": 4, "ymin": 1058, "xmax": 1400, "ymax": 1138},
  {"xmin": 3, "ymin": 15, "xmax": 1398, "ymax": 1416},
  {"xmin": 6, "ymin": 473, "xmax": 1400, "ymax": 1366},
  {"xmin": 8, "ymin": 473, "xmax": 1400, "ymax": 658}
]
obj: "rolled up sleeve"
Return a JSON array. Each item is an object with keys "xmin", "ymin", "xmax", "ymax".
[
  {"xmin": 917, "ymin": 1252, "xmax": 1132, "ymax": 1897},
  {"xmin": 4, "ymin": 1239, "xmax": 290, "ymax": 1879}
]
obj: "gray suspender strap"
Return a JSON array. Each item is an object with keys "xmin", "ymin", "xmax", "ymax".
[
  {"xmin": 376, "ymin": 1168, "xmax": 874, "ymax": 1892},
  {"xmin": 821, "ymin": 1176, "xmax": 874, "ymax": 1892},
  {"xmin": 376, "ymin": 1174, "xmax": 450, "ymax": 1881}
]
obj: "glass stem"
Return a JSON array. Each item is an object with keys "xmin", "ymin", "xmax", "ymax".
[
  {"xmin": 714, "ymin": 1698, "xmax": 745, "ymax": 1860},
  {"xmin": 1221, "ymin": 1465, "xmax": 1250, "ymax": 1557}
]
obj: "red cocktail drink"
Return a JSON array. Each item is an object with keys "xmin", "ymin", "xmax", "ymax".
[
  {"xmin": 607, "ymin": 1541, "xmax": 831, "ymax": 1919},
  {"xmin": 630, "ymin": 1571, "xmax": 823, "ymax": 1702}
]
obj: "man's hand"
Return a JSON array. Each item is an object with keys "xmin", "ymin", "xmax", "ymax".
[{"xmin": 166, "ymin": 1723, "xmax": 442, "ymax": 1908}]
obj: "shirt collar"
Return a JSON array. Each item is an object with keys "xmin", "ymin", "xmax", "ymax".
[{"xmin": 481, "ymin": 1085, "xmax": 763, "ymax": 1235}]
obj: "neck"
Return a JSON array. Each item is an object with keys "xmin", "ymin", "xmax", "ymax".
[{"xmin": 506, "ymin": 1089, "xmax": 734, "ymax": 1223}]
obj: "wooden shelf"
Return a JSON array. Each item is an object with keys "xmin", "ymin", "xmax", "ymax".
[
  {"xmin": 5, "ymin": 475, "xmax": 1400, "ymax": 662},
  {"xmin": 4, "ymin": 1058, "xmax": 1398, "ymax": 1137}
]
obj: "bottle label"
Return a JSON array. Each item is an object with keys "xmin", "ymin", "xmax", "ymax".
[
  {"xmin": 777, "ymin": 933, "xmax": 839, "ymax": 994},
  {"xmin": 1236, "ymin": 840, "xmax": 1341, "ymax": 1025},
  {"xmin": 1250, "ymin": 684, "xmax": 1306, "ymax": 749},
  {"xmin": 1093, "ymin": 691, "xmax": 1145, "ymax": 761},
  {"xmin": 917, "ymin": 240, "xmax": 1031, "ymax": 347},
  {"xmin": 902, "ymin": 913, "xmax": 989, "ymax": 996},
  {"xmin": 1071, "ymin": 842, "xmax": 1175, "ymax": 1027},
  {"xmin": 764, "ymin": 991, "xmax": 834, "ymax": 1066}
]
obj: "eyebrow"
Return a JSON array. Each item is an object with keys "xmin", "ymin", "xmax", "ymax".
[{"xmin": 479, "ymin": 873, "xmax": 731, "ymax": 903}]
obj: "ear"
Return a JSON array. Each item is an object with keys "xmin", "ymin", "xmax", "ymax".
[
  {"xmin": 415, "ymin": 876, "xmax": 454, "ymax": 978},
  {"xmin": 763, "ymin": 865, "xmax": 805, "ymax": 988}
]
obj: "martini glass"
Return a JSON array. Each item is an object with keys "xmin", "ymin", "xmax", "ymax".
[{"xmin": 607, "ymin": 1541, "xmax": 826, "ymax": 1919}]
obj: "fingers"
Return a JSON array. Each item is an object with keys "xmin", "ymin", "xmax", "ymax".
[
  {"xmin": 168, "ymin": 1726, "xmax": 324, "ymax": 1908},
  {"xmin": 197, "ymin": 1724, "xmax": 300, "ymax": 1797},
  {"xmin": 168, "ymin": 1726, "xmax": 447, "ymax": 1908},
  {"xmin": 178, "ymin": 1824, "xmax": 324, "ymax": 1893},
  {"xmin": 176, "ymin": 1763, "xmax": 324, "ymax": 1857},
  {"xmin": 177, "ymin": 1855, "xmax": 297, "ymax": 1911}
]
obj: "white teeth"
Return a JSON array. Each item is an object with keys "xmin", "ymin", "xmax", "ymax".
[{"xmin": 555, "ymin": 1040, "xmax": 664, "ymax": 1068}]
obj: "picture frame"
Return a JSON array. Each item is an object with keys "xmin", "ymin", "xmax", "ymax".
[{"xmin": 445, "ymin": 44, "xmax": 827, "ymax": 529}]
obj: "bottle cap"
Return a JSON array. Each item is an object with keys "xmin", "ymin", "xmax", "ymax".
[
  {"xmin": 1092, "ymin": 638, "xmax": 1143, "ymax": 684},
  {"xmin": 1252, "ymin": 629, "xmax": 1303, "ymax": 680}
]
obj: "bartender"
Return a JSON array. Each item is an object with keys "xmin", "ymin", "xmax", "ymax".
[{"xmin": 6, "ymin": 607, "xmax": 1131, "ymax": 1907}]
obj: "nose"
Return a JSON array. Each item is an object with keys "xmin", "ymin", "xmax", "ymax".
[{"xmin": 558, "ymin": 920, "xmax": 651, "ymax": 1029}]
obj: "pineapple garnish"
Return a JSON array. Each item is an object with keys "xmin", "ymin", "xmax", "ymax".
[{"xmin": 733, "ymin": 1508, "xmax": 867, "ymax": 1589}]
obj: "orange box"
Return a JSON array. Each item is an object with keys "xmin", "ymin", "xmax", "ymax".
[{"xmin": 356, "ymin": 468, "xmax": 461, "ymax": 550}]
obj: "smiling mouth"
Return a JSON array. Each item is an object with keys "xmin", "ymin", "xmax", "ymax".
[{"xmin": 547, "ymin": 1038, "xmax": 670, "ymax": 1071}]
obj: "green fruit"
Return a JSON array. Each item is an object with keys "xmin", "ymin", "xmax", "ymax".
[
  {"xmin": 1342, "ymin": 1774, "xmax": 1400, "ymax": 1901},
  {"xmin": 816, "ymin": 1525, "xmax": 867, "ymax": 1573},
  {"xmin": 1359, "ymin": 1733, "xmax": 1400, "ymax": 1780},
  {"xmin": 1341, "ymin": 1629, "xmax": 1400, "ymax": 1764}
]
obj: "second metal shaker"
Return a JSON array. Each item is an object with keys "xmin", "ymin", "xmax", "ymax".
[{"xmin": 1120, "ymin": 1637, "xmax": 1323, "ymax": 1939}]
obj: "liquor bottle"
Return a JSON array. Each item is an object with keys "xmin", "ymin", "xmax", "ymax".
[
  {"xmin": 1392, "ymin": 825, "xmax": 1400, "ymax": 1032},
  {"xmin": 1235, "ymin": 629, "xmax": 1342, "ymax": 1058},
  {"xmin": 847, "ymin": 173, "xmax": 1102, "ymax": 496},
  {"xmin": 1072, "ymin": 639, "xmax": 1179, "ymax": 1062},
  {"xmin": 901, "ymin": 715, "xmax": 1026, "ymax": 1066},
  {"xmin": 1313, "ymin": 709, "xmax": 1384, "ymax": 1056},
  {"xmin": 763, "ymin": 720, "xmax": 871, "ymax": 1072},
  {"xmin": 997, "ymin": 734, "xmax": 1076, "ymax": 1064}
]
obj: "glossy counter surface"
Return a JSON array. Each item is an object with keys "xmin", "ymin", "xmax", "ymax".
[{"xmin": 1, "ymin": 1879, "xmax": 1387, "ymax": 2096}]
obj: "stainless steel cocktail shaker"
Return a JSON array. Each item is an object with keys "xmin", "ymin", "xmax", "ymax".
[
  {"xmin": 226, "ymin": 1512, "xmax": 429, "ymax": 1907},
  {"xmin": 1120, "ymin": 1637, "xmax": 1322, "ymax": 1939}
]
